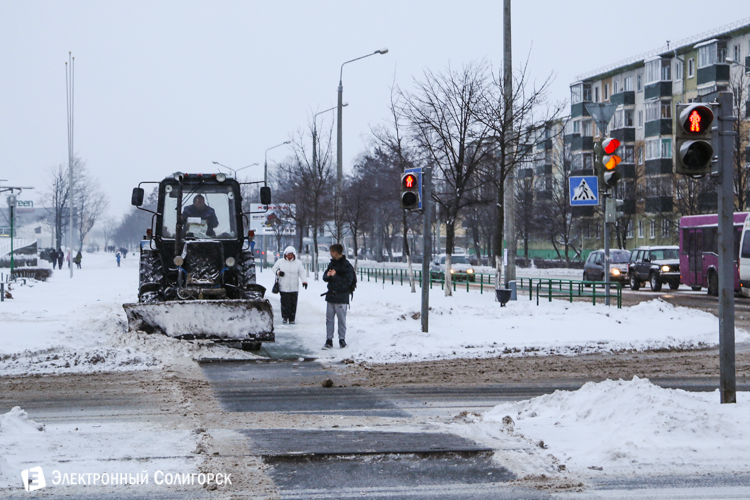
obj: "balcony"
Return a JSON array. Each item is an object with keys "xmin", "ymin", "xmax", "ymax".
[
  {"xmin": 535, "ymin": 138, "xmax": 553, "ymax": 151},
  {"xmin": 611, "ymin": 127, "xmax": 636, "ymax": 143},
  {"xmin": 571, "ymin": 102, "xmax": 591, "ymax": 119},
  {"xmin": 697, "ymin": 64, "xmax": 730, "ymax": 86},
  {"xmin": 644, "ymin": 81, "xmax": 672, "ymax": 100},
  {"xmin": 644, "ymin": 119, "xmax": 672, "ymax": 138},
  {"xmin": 534, "ymin": 164, "xmax": 552, "ymax": 176},
  {"xmin": 645, "ymin": 196, "xmax": 673, "ymax": 213},
  {"xmin": 645, "ymin": 159, "xmax": 673, "ymax": 175},
  {"xmin": 619, "ymin": 163, "xmax": 636, "ymax": 179},
  {"xmin": 610, "ymin": 91, "xmax": 635, "ymax": 106},
  {"xmin": 570, "ymin": 135, "xmax": 594, "ymax": 152}
]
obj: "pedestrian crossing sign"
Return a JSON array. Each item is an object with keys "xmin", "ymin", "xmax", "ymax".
[{"xmin": 569, "ymin": 176, "xmax": 599, "ymax": 206}]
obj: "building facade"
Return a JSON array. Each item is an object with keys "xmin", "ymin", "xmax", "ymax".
[{"xmin": 568, "ymin": 19, "xmax": 750, "ymax": 253}]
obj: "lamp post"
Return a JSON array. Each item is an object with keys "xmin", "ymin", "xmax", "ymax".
[
  {"xmin": 261, "ymin": 141, "xmax": 291, "ymax": 270},
  {"xmin": 211, "ymin": 161, "xmax": 259, "ymax": 178},
  {"xmin": 336, "ymin": 48, "xmax": 388, "ymax": 242},
  {"xmin": 313, "ymin": 104, "xmax": 348, "ymax": 184}
]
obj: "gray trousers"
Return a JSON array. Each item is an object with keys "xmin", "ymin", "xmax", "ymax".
[{"xmin": 326, "ymin": 302, "xmax": 347, "ymax": 340}]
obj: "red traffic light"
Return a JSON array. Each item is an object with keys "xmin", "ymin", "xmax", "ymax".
[
  {"xmin": 403, "ymin": 174, "xmax": 417, "ymax": 189},
  {"xmin": 603, "ymin": 138, "xmax": 620, "ymax": 154},
  {"xmin": 679, "ymin": 104, "xmax": 714, "ymax": 135}
]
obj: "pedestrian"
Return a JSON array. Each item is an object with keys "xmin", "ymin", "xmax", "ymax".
[
  {"xmin": 322, "ymin": 243, "xmax": 354, "ymax": 349},
  {"xmin": 52, "ymin": 249, "xmax": 58, "ymax": 269},
  {"xmin": 56, "ymin": 249, "xmax": 63, "ymax": 270},
  {"xmin": 74, "ymin": 251, "xmax": 82, "ymax": 269},
  {"xmin": 66, "ymin": 250, "xmax": 71, "ymax": 269},
  {"xmin": 271, "ymin": 246, "xmax": 307, "ymax": 324},
  {"xmin": 116, "ymin": 252, "xmax": 121, "ymax": 267}
]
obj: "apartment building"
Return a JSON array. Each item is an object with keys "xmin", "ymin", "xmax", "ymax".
[{"xmin": 567, "ymin": 18, "xmax": 750, "ymax": 251}]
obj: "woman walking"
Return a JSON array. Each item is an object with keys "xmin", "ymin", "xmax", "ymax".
[{"xmin": 271, "ymin": 246, "xmax": 307, "ymax": 324}]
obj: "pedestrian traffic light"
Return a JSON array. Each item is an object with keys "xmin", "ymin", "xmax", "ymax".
[
  {"xmin": 675, "ymin": 103, "xmax": 715, "ymax": 177},
  {"xmin": 400, "ymin": 172, "xmax": 420, "ymax": 210}
]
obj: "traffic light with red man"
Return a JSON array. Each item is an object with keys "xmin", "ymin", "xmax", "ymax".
[
  {"xmin": 675, "ymin": 103, "xmax": 714, "ymax": 177},
  {"xmin": 400, "ymin": 172, "xmax": 420, "ymax": 210}
]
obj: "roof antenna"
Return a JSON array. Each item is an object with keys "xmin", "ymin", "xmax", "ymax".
[{"xmin": 666, "ymin": 40, "xmax": 670, "ymax": 50}]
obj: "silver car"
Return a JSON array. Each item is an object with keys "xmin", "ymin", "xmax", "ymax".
[{"xmin": 430, "ymin": 254, "xmax": 476, "ymax": 282}]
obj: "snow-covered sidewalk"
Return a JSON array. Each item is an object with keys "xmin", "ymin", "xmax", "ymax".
[
  {"xmin": 449, "ymin": 377, "xmax": 750, "ymax": 478},
  {"xmin": 259, "ymin": 268, "xmax": 748, "ymax": 363}
]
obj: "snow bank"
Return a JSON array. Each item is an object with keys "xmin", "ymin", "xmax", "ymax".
[
  {"xmin": 0, "ymin": 406, "xmax": 198, "ymax": 490},
  {"xmin": 478, "ymin": 378, "xmax": 750, "ymax": 476}
]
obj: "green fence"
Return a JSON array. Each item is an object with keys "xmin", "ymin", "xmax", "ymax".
[{"xmin": 300, "ymin": 264, "xmax": 621, "ymax": 307}]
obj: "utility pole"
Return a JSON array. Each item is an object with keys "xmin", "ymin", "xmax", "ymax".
[
  {"xmin": 421, "ymin": 167, "xmax": 432, "ymax": 333},
  {"xmin": 502, "ymin": 0, "xmax": 516, "ymax": 288},
  {"xmin": 1, "ymin": 185, "xmax": 34, "ymax": 277},
  {"xmin": 66, "ymin": 52, "xmax": 75, "ymax": 278},
  {"xmin": 716, "ymin": 91, "xmax": 736, "ymax": 404}
]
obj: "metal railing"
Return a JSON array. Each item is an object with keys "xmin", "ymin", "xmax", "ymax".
[{"xmin": 526, "ymin": 278, "xmax": 622, "ymax": 308}]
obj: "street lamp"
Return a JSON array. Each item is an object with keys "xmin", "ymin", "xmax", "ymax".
[
  {"xmin": 211, "ymin": 161, "xmax": 259, "ymax": 178},
  {"xmin": 336, "ymin": 48, "xmax": 388, "ymax": 241},
  {"xmin": 725, "ymin": 57, "xmax": 750, "ymax": 71},
  {"xmin": 313, "ymin": 103, "xmax": 347, "ymax": 176},
  {"xmin": 264, "ymin": 141, "xmax": 291, "ymax": 187}
]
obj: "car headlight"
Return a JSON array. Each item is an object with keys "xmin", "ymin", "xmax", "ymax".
[
  {"xmin": 450, "ymin": 269, "xmax": 455, "ymax": 274},
  {"xmin": 611, "ymin": 268, "xmax": 621, "ymax": 276},
  {"xmin": 467, "ymin": 269, "xmax": 474, "ymax": 274},
  {"xmin": 225, "ymin": 257, "xmax": 236, "ymax": 267},
  {"xmin": 661, "ymin": 265, "xmax": 670, "ymax": 272}
]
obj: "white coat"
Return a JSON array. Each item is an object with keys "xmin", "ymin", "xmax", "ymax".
[{"xmin": 271, "ymin": 246, "xmax": 306, "ymax": 293}]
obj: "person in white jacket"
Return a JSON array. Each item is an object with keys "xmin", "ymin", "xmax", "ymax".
[{"xmin": 271, "ymin": 246, "xmax": 308, "ymax": 324}]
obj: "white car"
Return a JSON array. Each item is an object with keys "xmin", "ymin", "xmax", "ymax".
[{"xmin": 430, "ymin": 254, "xmax": 476, "ymax": 282}]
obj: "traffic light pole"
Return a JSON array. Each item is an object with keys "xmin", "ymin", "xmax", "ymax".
[
  {"xmin": 716, "ymin": 91, "xmax": 736, "ymax": 404},
  {"xmin": 603, "ymin": 195, "xmax": 612, "ymax": 306},
  {"xmin": 421, "ymin": 167, "xmax": 432, "ymax": 333}
]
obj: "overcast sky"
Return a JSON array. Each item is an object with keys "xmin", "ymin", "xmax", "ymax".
[{"xmin": 1, "ymin": 1, "xmax": 748, "ymax": 217}]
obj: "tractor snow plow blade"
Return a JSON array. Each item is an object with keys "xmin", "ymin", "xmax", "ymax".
[{"xmin": 123, "ymin": 299, "xmax": 274, "ymax": 342}]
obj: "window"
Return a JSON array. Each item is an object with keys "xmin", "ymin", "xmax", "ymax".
[
  {"xmin": 645, "ymin": 100, "xmax": 672, "ymax": 122},
  {"xmin": 650, "ymin": 220, "xmax": 656, "ymax": 239},
  {"xmin": 583, "ymin": 153, "xmax": 593, "ymax": 170},
  {"xmin": 638, "ymin": 220, "xmax": 644, "ymax": 238},
  {"xmin": 573, "ymin": 120, "xmax": 580, "ymax": 134},
  {"xmin": 661, "ymin": 101, "xmax": 672, "ymax": 119},
  {"xmin": 604, "ymin": 83, "xmax": 610, "ymax": 100},
  {"xmin": 571, "ymin": 84, "xmax": 582, "ymax": 104},
  {"xmin": 645, "ymin": 138, "xmax": 672, "ymax": 160},
  {"xmin": 638, "ymin": 110, "xmax": 644, "ymax": 128},
  {"xmin": 697, "ymin": 41, "xmax": 726, "ymax": 68},
  {"xmin": 661, "ymin": 61, "xmax": 671, "ymax": 81},
  {"xmin": 623, "ymin": 145, "xmax": 635, "ymax": 163},
  {"xmin": 734, "ymin": 44, "xmax": 741, "ymax": 64},
  {"xmin": 662, "ymin": 218, "xmax": 670, "ymax": 237},
  {"xmin": 688, "ymin": 58, "xmax": 695, "ymax": 78},
  {"xmin": 595, "ymin": 87, "xmax": 600, "ymax": 103},
  {"xmin": 624, "ymin": 76, "xmax": 633, "ymax": 92},
  {"xmin": 584, "ymin": 222, "xmax": 591, "ymax": 239},
  {"xmin": 675, "ymin": 60, "xmax": 683, "ymax": 81},
  {"xmin": 582, "ymin": 120, "xmax": 593, "ymax": 137},
  {"xmin": 583, "ymin": 86, "xmax": 592, "ymax": 102},
  {"xmin": 645, "ymin": 59, "xmax": 660, "ymax": 84},
  {"xmin": 627, "ymin": 222, "xmax": 634, "ymax": 239},
  {"xmin": 625, "ymin": 109, "xmax": 634, "ymax": 127},
  {"xmin": 637, "ymin": 73, "xmax": 642, "ymax": 91},
  {"xmin": 637, "ymin": 146, "xmax": 644, "ymax": 164}
]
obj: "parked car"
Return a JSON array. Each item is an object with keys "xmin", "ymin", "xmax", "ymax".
[
  {"xmin": 430, "ymin": 254, "xmax": 476, "ymax": 282},
  {"xmin": 583, "ymin": 249, "xmax": 631, "ymax": 283},
  {"xmin": 628, "ymin": 246, "xmax": 681, "ymax": 291}
]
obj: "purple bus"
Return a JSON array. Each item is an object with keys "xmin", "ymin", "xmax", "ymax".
[{"xmin": 679, "ymin": 212, "xmax": 748, "ymax": 295}]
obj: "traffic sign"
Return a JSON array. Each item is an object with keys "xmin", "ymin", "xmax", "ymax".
[{"xmin": 569, "ymin": 176, "xmax": 599, "ymax": 206}]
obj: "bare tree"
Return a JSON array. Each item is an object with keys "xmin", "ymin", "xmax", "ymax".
[
  {"xmin": 275, "ymin": 121, "xmax": 334, "ymax": 280},
  {"xmin": 39, "ymin": 163, "xmax": 73, "ymax": 250},
  {"xmin": 400, "ymin": 62, "xmax": 494, "ymax": 296},
  {"xmin": 478, "ymin": 57, "xmax": 563, "ymax": 278},
  {"xmin": 73, "ymin": 165, "xmax": 109, "ymax": 251},
  {"xmin": 730, "ymin": 69, "xmax": 750, "ymax": 211},
  {"xmin": 341, "ymin": 172, "xmax": 371, "ymax": 272}
]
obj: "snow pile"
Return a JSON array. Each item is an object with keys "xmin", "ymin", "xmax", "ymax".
[
  {"xmin": 0, "ymin": 406, "xmax": 199, "ymax": 490},
  {"xmin": 0, "ymin": 253, "xmax": 259, "ymax": 377},
  {"xmin": 478, "ymin": 378, "xmax": 750, "ymax": 476}
]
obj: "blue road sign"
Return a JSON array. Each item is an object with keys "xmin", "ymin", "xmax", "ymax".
[
  {"xmin": 569, "ymin": 176, "xmax": 599, "ymax": 206},
  {"xmin": 404, "ymin": 167, "xmax": 423, "ymax": 210}
]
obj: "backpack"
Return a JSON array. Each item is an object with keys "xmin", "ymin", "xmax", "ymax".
[{"xmin": 349, "ymin": 270, "xmax": 357, "ymax": 299}]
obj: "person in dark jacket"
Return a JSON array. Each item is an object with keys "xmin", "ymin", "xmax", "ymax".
[
  {"xmin": 182, "ymin": 194, "xmax": 219, "ymax": 237},
  {"xmin": 56, "ymin": 249, "xmax": 64, "ymax": 270},
  {"xmin": 74, "ymin": 251, "xmax": 82, "ymax": 269},
  {"xmin": 322, "ymin": 243, "xmax": 354, "ymax": 349}
]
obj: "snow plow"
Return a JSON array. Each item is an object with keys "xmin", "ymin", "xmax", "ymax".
[{"xmin": 123, "ymin": 172, "xmax": 274, "ymax": 350}]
